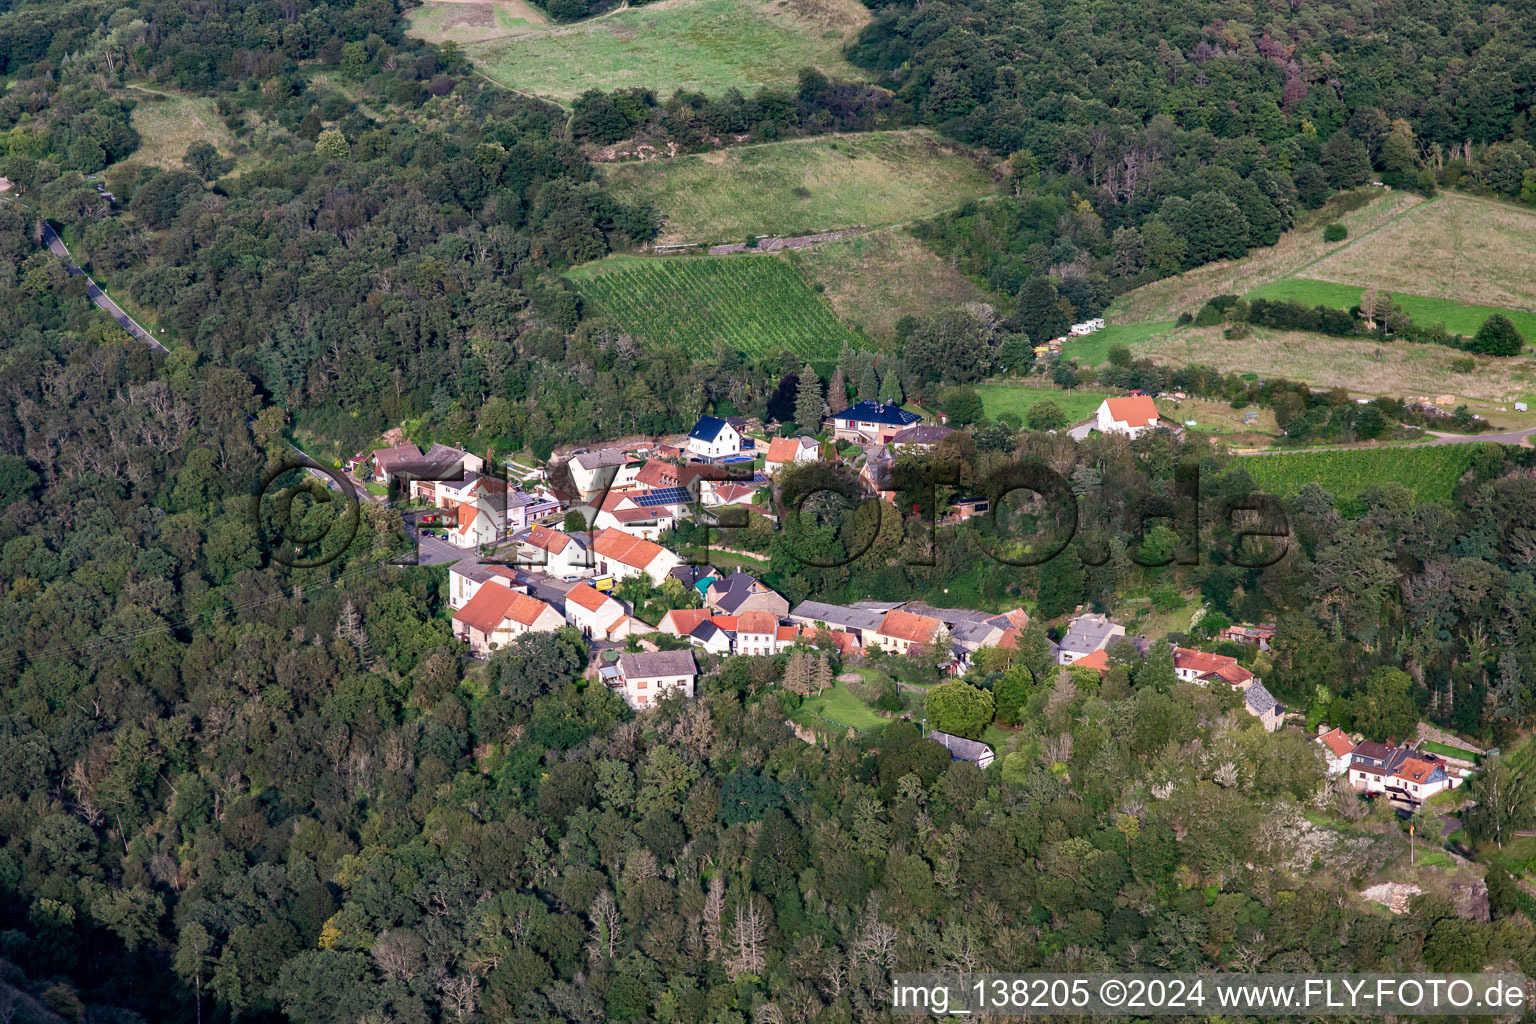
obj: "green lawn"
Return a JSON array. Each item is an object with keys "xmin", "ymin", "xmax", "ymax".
[
  {"xmin": 601, "ymin": 131, "xmax": 996, "ymax": 245},
  {"xmin": 796, "ymin": 680, "xmax": 888, "ymax": 734},
  {"xmin": 1061, "ymin": 320, "xmax": 1178, "ymax": 366},
  {"xmin": 1247, "ymin": 278, "xmax": 1536, "ymax": 341},
  {"xmin": 974, "ymin": 384, "xmax": 1111, "ymax": 425},
  {"xmin": 1420, "ymin": 739, "xmax": 1482, "ymax": 762},
  {"xmin": 1237, "ymin": 444, "xmax": 1482, "ymax": 504},
  {"xmin": 463, "ymin": 0, "xmax": 869, "ymax": 102},
  {"xmin": 567, "ymin": 253, "xmax": 862, "ymax": 359},
  {"xmin": 405, "ymin": 0, "xmax": 548, "ymax": 44}
]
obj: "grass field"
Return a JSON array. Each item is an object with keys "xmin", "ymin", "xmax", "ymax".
[
  {"xmin": 461, "ymin": 0, "xmax": 869, "ymax": 102},
  {"xmin": 1248, "ymin": 277, "xmax": 1536, "ymax": 341},
  {"xmin": 1306, "ymin": 193, "xmax": 1536, "ymax": 315},
  {"xmin": 1108, "ymin": 190, "xmax": 1422, "ymax": 324},
  {"xmin": 788, "ymin": 227, "xmax": 995, "ymax": 342},
  {"xmin": 1059, "ymin": 320, "xmax": 1178, "ymax": 366},
  {"xmin": 601, "ymin": 130, "xmax": 996, "ymax": 244},
  {"xmin": 567, "ymin": 253, "xmax": 861, "ymax": 358},
  {"xmin": 405, "ymin": 0, "xmax": 548, "ymax": 44},
  {"xmin": 974, "ymin": 385, "xmax": 1111, "ymax": 424},
  {"xmin": 1420, "ymin": 739, "xmax": 1481, "ymax": 762},
  {"xmin": 1236, "ymin": 445, "xmax": 1482, "ymax": 503},
  {"xmin": 1137, "ymin": 324, "xmax": 1536, "ymax": 407},
  {"xmin": 113, "ymin": 87, "xmax": 236, "ymax": 172},
  {"xmin": 796, "ymin": 679, "xmax": 888, "ymax": 733}
]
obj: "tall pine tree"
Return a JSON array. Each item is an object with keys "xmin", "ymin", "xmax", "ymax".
[{"xmin": 794, "ymin": 364, "xmax": 824, "ymax": 432}]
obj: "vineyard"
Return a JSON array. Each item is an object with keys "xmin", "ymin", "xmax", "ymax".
[
  {"xmin": 1238, "ymin": 444, "xmax": 1483, "ymax": 503},
  {"xmin": 567, "ymin": 255, "xmax": 863, "ymax": 359}
]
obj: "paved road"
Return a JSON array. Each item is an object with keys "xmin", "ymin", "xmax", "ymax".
[
  {"xmin": 1236, "ymin": 424, "xmax": 1536, "ymax": 456},
  {"xmin": 42, "ymin": 224, "xmax": 167, "ymax": 353}
]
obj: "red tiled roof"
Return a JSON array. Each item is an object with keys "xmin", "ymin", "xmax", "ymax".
[
  {"xmin": 737, "ymin": 610, "xmax": 778, "ymax": 635},
  {"xmin": 1174, "ymin": 647, "xmax": 1237, "ymax": 675},
  {"xmin": 879, "ymin": 609, "xmax": 941, "ymax": 645},
  {"xmin": 454, "ymin": 583, "xmax": 552, "ymax": 634},
  {"xmin": 523, "ymin": 524, "xmax": 571, "ymax": 554},
  {"xmin": 776, "ymin": 625, "xmax": 798, "ymax": 642},
  {"xmin": 1210, "ymin": 661, "xmax": 1255, "ymax": 685},
  {"xmin": 709, "ymin": 483, "xmax": 757, "ymax": 504},
  {"xmin": 593, "ymin": 528, "xmax": 666, "ymax": 569},
  {"xmin": 1105, "ymin": 395, "xmax": 1159, "ymax": 426},
  {"xmin": 660, "ymin": 609, "xmax": 711, "ymax": 635},
  {"xmin": 1318, "ymin": 727, "xmax": 1355, "ymax": 759},
  {"xmin": 710, "ymin": 615, "xmax": 740, "ymax": 632},
  {"xmin": 998, "ymin": 627, "xmax": 1022, "ymax": 649},
  {"xmin": 1074, "ymin": 649, "xmax": 1110, "ymax": 672},
  {"xmin": 1394, "ymin": 758, "xmax": 1440, "ymax": 784},
  {"xmin": 565, "ymin": 583, "xmax": 611, "ymax": 613},
  {"xmin": 636, "ymin": 458, "xmax": 683, "ymax": 489}
]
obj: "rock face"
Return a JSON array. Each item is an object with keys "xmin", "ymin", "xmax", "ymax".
[
  {"xmin": 1451, "ymin": 881, "xmax": 1492, "ymax": 922},
  {"xmin": 1360, "ymin": 882, "xmax": 1422, "ymax": 914},
  {"xmin": 1358, "ymin": 880, "xmax": 1490, "ymax": 920}
]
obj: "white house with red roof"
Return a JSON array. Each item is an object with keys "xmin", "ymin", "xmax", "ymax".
[
  {"xmin": 592, "ymin": 528, "xmax": 682, "ymax": 585},
  {"xmin": 1317, "ymin": 727, "xmax": 1356, "ymax": 775},
  {"xmin": 563, "ymin": 582, "xmax": 644, "ymax": 641},
  {"xmin": 1095, "ymin": 396, "xmax": 1161, "ymax": 438},
  {"xmin": 514, "ymin": 525, "xmax": 591, "ymax": 576},
  {"xmin": 764, "ymin": 436, "xmax": 819, "ymax": 475},
  {"xmin": 448, "ymin": 561, "xmax": 523, "ymax": 610},
  {"xmin": 870, "ymin": 608, "xmax": 943, "ymax": 655},
  {"xmin": 451, "ymin": 584, "xmax": 564, "ymax": 657}
]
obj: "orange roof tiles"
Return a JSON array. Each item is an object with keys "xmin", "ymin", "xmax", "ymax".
[
  {"xmin": 1074, "ymin": 649, "xmax": 1110, "ymax": 672},
  {"xmin": 593, "ymin": 528, "xmax": 666, "ymax": 569},
  {"xmin": 879, "ymin": 609, "xmax": 941, "ymax": 645},
  {"xmin": 565, "ymin": 583, "xmax": 612, "ymax": 613},
  {"xmin": 737, "ymin": 610, "xmax": 778, "ymax": 635},
  {"xmin": 660, "ymin": 609, "xmax": 711, "ymax": 635},
  {"xmin": 1105, "ymin": 395, "xmax": 1159, "ymax": 425},
  {"xmin": 1395, "ymin": 758, "xmax": 1440, "ymax": 784},
  {"xmin": 1318, "ymin": 727, "xmax": 1355, "ymax": 759},
  {"xmin": 454, "ymin": 584, "xmax": 553, "ymax": 634},
  {"xmin": 522, "ymin": 524, "xmax": 572, "ymax": 554}
]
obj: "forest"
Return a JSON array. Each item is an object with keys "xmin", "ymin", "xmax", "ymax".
[{"xmin": 4, "ymin": 0, "xmax": 1536, "ymax": 1021}]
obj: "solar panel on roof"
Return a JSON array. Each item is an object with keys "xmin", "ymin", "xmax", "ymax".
[{"xmin": 637, "ymin": 487, "xmax": 692, "ymax": 507}]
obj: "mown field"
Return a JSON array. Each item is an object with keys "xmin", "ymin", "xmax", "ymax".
[
  {"xmin": 788, "ymin": 227, "xmax": 995, "ymax": 342},
  {"xmin": 567, "ymin": 253, "xmax": 861, "ymax": 358},
  {"xmin": 460, "ymin": 0, "xmax": 870, "ymax": 101},
  {"xmin": 112, "ymin": 86, "xmax": 236, "ymax": 172},
  {"xmin": 1248, "ymin": 277, "xmax": 1536, "ymax": 341},
  {"xmin": 1306, "ymin": 192, "xmax": 1536, "ymax": 315},
  {"xmin": 1136, "ymin": 323, "xmax": 1536, "ymax": 407},
  {"xmin": 405, "ymin": 0, "xmax": 549, "ymax": 44},
  {"xmin": 600, "ymin": 130, "xmax": 996, "ymax": 244},
  {"xmin": 1058, "ymin": 320, "xmax": 1178, "ymax": 366},
  {"xmin": 1236, "ymin": 444, "xmax": 1482, "ymax": 503},
  {"xmin": 974, "ymin": 385, "xmax": 1111, "ymax": 424}
]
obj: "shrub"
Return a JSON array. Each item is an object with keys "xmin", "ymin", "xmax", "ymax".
[
  {"xmin": 1466, "ymin": 314, "xmax": 1524, "ymax": 357},
  {"xmin": 1451, "ymin": 356, "xmax": 1476, "ymax": 373},
  {"xmin": 1323, "ymin": 223, "xmax": 1347, "ymax": 242}
]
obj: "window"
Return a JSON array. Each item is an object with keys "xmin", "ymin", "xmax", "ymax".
[
  {"xmin": 636, "ymin": 680, "xmax": 647, "ymax": 689},
  {"xmin": 638, "ymin": 695, "xmax": 648, "ymax": 704}
]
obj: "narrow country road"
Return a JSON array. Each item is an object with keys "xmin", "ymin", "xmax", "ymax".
[{"xmin": 42, "ymin": 224, "xmax": 167, "ymax": 353}]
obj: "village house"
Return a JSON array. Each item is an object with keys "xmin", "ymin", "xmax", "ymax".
[
  {"xmin": 562, "ymin": 582, "xmax": 643, "ymax": 642},
  {"xmin": 1347, "ymin": 740, "xmax": 1459, "ymax": 803},
  {"xmin": 687, "ymin": 416, "xmax": 744, "ymax": 459},
  {"xmin": 1172, "ymin": 646, "xmax": 1256, "ymax": 687},
  {"xmin": 1243, "ymin": 681, "xmax": 1283, "ymax": 732},
  {"xmin": 869, "ymin": 608, "xmax": 943, "ymax": 655},
  {"xmin": 926, "ymin": 730, "xmax": 995, "ymax": 769},
  {"xmin": 513, "ymin": 524, "xmax": 591, "ymax": 576},
  {"xmin": 859, "ymin": 444, "xmax": 897, "ymax": 503},
  {"xmin": 704, "ymin": 571, "xmax": 790, "ymax": 617},
  {"xmin": 763, "ymin": 436, "xmax": 819, "ymax": 475},
  {"xmin": 699, "ymin": 481, "xmax": 759, "ymax": 508},
  {"xmin": 1095, "ymin": 396, "xmax": 1161, "ymax": 438},
  {"xmin": 830, "ymin": 400, "xmax": 922, "ymax": 444},
  {"xmin": 787, "ymin": 600, "xmax": 886, "ymax": 647},
  {"xmin": 1219, "ymin": 623, "xmax": 1277, "ymax": 650},
  {"xmin": 734, "ymin": 610, "xmax": 794, "ymax": 657},
  {"xmin": 567, "ymin": 448, "xmax": 640, "ymax": 502},
  {"xmin": 633, "ymin": 457, "xmax": 708, "ymax": 493},
  {"xmin": 372, "ymin": 443, "xmax": 483, "ymax": 487},
  {"xmin": 1057, "ymin": 614, "xmax": 1126, "ymax": 665},
  {"xmin": 591, "ymin": 528, "xmax": 682, "ymax": 586},
  {"xmin": 448, "ymin": 561, "xmax": 523, "ymax": 611},
  {"xmin": 592, "ymin": 490, "xmax": 680, "ymax": 541},
  {"xmin": 890, "ymin": 424, "xmax": 955, "ymax": 450},
  {"xmin": 451, "ymin": 584, "xmax": 564, "ymax": 657},
  {"xmin": 1317, "ymin": 726, "xmax": 1357, "ymax": 775},
  {"xmin": 613, "ymin": 650, "xmax": 698, "ymax": 709}
]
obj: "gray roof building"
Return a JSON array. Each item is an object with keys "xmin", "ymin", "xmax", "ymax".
[
  {"xmin": 618, "ymin": 650, "xmax": 697, "ymax": 679},
  {"xmin": 927, "ymin": 730, "xmax": 995, "ymax": 769},
  {"xmin": 788, "ymin": 600, "xmax": 887, "ymax": 634}
]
